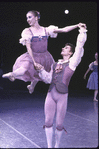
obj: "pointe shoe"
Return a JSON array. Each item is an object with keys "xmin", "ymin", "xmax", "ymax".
[
  {"xmin": 93, "ymin": 99, "xmax": 98, "ymax": 102},
  {"xmin": 27, "ymin": 84, "xmax": 34, "ymax": 94},
  {"xmin": 2, "ymin": 72, "xmax": 15, "ymax": 82}
]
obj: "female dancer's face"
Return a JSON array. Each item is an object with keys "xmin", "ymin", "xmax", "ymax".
[
  {"xmin": 95, "ymin": 52, "xmax": 98, "ymax": 60},
  {"xmin": 26, "ymin": 12, "xmax": 37, "ymax": 26}
]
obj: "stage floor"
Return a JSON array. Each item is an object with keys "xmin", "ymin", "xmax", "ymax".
[{"xmin": 0, "ymin": 89, "xmax": 98, "ymax": 148}]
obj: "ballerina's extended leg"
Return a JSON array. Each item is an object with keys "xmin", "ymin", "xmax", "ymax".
[
  {"xmin": 2, "ymin": 67, "xmax": 27, "ymax": 82},
  {"xmin": 2, "ymin": 72, "xmax": 15, "ymax": 81}
]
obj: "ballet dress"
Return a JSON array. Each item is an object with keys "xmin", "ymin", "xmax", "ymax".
[
  {"xmin": 87, "ymin": 62, "xmax": 98, "ymax": 90},
  {"xmin": 12, "ymin": 26, "xmax": 58, "ymax": 82}
]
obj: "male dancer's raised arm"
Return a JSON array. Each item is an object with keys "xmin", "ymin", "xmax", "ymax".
[{"xmin": 69, "ymin": 25, "xmax": 87, "ymax": 71}]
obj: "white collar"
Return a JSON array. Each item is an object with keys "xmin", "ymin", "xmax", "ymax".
[{"xmin": 57, "ymin": 59, "xmax": 69, "ymax": 64}]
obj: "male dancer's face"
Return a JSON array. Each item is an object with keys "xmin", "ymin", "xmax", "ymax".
[
  {"xmin": 61, "ymin": 45, "xmax": 72, "ymax": 57},
  {"xmin": 26, "ymin": 12, "xmax": 37, "ymax": 26}
]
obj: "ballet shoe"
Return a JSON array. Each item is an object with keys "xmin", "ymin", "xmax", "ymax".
[
  {"xmin": 27, "ymin": 84, "xmax": 34, "ymax": 94},
  {"xmin": 93, "ymin": 99, "xmax": 98, "ymax": 102},
  {"xmin": 2, "ymin": 72, "xmax": 15, "ymax": 82}
]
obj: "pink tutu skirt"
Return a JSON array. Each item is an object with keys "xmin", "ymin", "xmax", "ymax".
[{"xmin": 13, "ymin": 51, "xmax": 55, "ymax": 82}]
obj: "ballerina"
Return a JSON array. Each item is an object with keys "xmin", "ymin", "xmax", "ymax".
[
  {"xmin": 2, "ymin": 10, "xmax": 85, "ymax": 94},
  {"xmin": 84, "ymin": 52, "xmax": 98, "ymax": 101}
]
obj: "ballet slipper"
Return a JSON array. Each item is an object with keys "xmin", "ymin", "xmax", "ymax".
[
  {"xmin": 2, "ymin": 72, "xmax": 15, "ymax": 82},
  {"xmin": 93, "ymin": 99, "xmax": 98, "ymax": 102},
  {"xmin": 27, "ymin": 84, "xmax": 34, "ymax": 94}
]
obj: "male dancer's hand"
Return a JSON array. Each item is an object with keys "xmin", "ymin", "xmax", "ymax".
[
  {"xmin": 34, "ymin": 63, "xmax": 44, "ymax": 71},
  {"xmin": 78, "ymin": 23, "xmax": 86, "ymax": 29}
]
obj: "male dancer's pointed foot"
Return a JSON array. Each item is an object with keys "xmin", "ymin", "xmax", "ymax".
[
  {"xmin": 27, "ymin": 84, "xmax": 34, "ymax": 94},
  {"xmin": 2, "ymin": 72, "xmax": 15, "ymax": 82}
]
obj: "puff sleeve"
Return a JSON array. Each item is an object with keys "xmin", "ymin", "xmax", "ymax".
[
  {"xmin": 46, "ymin": 25, "xmax": 58, "ymax": 38},
  {"xmin": 89, "ymin": 62, "xmax": 94, "ymax": 70},
  {"xmin": 19, "ymin": 28, "xmax": 32, "ymax": 46},
  {"xmin": 69, "ymin": 28, "xmax": 87, "ymax": 71}
]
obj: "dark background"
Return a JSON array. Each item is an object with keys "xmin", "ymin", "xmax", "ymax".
[{"xmin": 0, "ymin": 1, "xmax": 97, "ymax": 93}]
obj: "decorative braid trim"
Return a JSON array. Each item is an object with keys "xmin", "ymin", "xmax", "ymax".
[
  {"xmin": 56, "ymin": 127, "xmax": 67, "ymax": 134},
  {"xmin": 43, "ymin": 125, "xmax": 53, "ymax": 129}
]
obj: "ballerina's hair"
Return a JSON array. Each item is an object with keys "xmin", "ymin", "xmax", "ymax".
[{"xmin": 27, "ymin": 10, "xmax": 40, "ymax": 20}]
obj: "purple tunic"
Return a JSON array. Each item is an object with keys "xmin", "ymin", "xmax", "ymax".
[
  {"xmin": 13, "ymin": 28, "xmax": 55, "ymax": 82},
  {"xmin": 48, "ymin": 62, "xmax": 74, "ymax": 94}
]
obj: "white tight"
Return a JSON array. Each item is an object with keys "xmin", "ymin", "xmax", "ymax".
[{"xmin": 44, "ymin": 86, "xmax": 68, "ymax": 130}]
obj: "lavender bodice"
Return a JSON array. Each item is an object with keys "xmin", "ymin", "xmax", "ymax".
[
  {"xmin": 29, "ymin": 29, "xmax": 48, "ymax": 53},
  {"xmin": 92, "ymin": 65, "xmax": 98, "ymax": 73}
]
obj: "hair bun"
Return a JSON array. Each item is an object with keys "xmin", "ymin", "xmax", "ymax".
[{"xmin": 36, "ymin": 11, "xmax": 40, "ymax": 19}]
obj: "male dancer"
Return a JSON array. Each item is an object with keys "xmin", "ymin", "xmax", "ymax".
[{"xmin": 35, "ymin": 25, "xmax": 87, "ymax": 148}]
